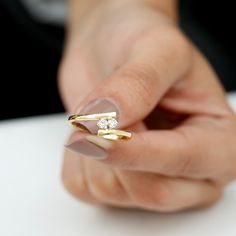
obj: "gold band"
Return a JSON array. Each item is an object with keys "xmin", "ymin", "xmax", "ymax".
[
  {"xmin": 98, "ymin": 129, "xmax": 132, "ymax": 141},
  {"xmin": 68, "ymin": 111, "xmax": 132, "ymax": 141},
  {"xmin": 68, "ymin": 112, "xmax": 117, "ymax": 128}
]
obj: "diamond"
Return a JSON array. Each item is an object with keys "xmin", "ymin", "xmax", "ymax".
[
  {"xmin": 97, "ymin": 118, "xmax": 118, "ymax": 129},
  {"xmin": 97, "ymin": 119, "xmax": 108, "ymax": 129},
  {"xmin": 108, "ymin": 118, "xmax": 118, "ymax": 129}
]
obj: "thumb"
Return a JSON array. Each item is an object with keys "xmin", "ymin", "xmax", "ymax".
[{"xmin": 73, "ymin": 31, "xmax": 191, "ymax": 133}]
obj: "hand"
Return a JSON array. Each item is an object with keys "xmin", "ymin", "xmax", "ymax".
[{"xmin": 59, "ymin": 1, "xmax": 236, "ymax": 212}]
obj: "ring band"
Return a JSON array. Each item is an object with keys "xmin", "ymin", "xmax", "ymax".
[
  {"xmin": 68, "ymin": 112, "xmax": 117, "ymax": 128},
  {"xmin": 68, "ymin": 111, "xmax": 132, "ymax": 141},
  {"xmin": 98, "ymin": 129, "xmax": 132, "ymax": 140}
]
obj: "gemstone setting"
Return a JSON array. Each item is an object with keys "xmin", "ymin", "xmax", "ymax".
[
  {"xmin": 97, "ymin": 118, "xmax": 118, "ymax": 129},
  {"xmin": 108, "ymin": 118, "xmax": 118, "ymax": 129},
  {"xmin": 97, "ymin": 119, "xmax": 108, "ymax": 129}
]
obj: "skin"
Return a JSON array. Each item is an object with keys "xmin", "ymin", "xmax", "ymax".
[{"xmin": 59, "ymin": 0, "xmax": 236, "ymax": 212}]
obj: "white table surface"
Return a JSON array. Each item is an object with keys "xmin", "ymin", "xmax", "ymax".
[{"xmin": 1, "ymin": 93, "xmax": 236, "ymax": 236}]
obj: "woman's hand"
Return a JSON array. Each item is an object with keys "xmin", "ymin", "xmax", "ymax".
[{"xmin": 59, "ymin": 0, "xmax": 236, "ymax": 212}]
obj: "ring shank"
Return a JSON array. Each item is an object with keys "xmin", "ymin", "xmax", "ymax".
[
  {"xmin": 98, "ymin": 129, "xmax": 132, "ymax": 140},
  {"xmin": 68, "ymin": 112, "xmax": 117, "ymax": 128}
]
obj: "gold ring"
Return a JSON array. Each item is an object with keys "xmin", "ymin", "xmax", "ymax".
[
  {"xmin": 68, "ymin": 112, "xmax": 117, "ymax": 128},
  {"xmin": 98, "ymin": 129, "xmax": 132, "ymax": 140},
  {"xmin": 68, "ymin": 112, "xmax": 132, "ymax": 141}
]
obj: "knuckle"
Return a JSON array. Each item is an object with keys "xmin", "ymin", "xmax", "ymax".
[
  {"xmin": 169, "ymin": 129, "xmax": 197, "ymax": 175},
  {"xmin": 165, "ymin": 28, "xmax": 191, "ymax": 55},
  {"xmin": 89, "ymin": 174, "xmax": 124, "ymax": 201},
  {"xmin": 175, "ymin": 153, "xmax": 195, "ymax": 175},
  {"xmin": 158, "ymin": 27, "xmax": 192, "ymax": 69},
  {"xmin": 62, "ymin": 172, "xmax": 88, "ymax": 198},
  {"xmin": 131, "ymin": 180, "xmax": 172, "ymax": 210}
]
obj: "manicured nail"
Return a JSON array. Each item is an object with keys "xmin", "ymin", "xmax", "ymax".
[
  {"xmin": 86, "ymin": 135, "xmax": 113, "ymax": 150},
  {"xmin": 76, "ymin": 98, "xmax": 119, "ymax": 134},
  {"xmin": 65, "ymin": 132, "xmax": 112, "ymax": 160}
]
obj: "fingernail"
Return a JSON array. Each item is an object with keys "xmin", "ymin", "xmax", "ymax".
[
  {"xmin": 65, "ymin": 132, "xmax": 112, "ymax": 160},
  {"xmin": 76, "ymin": 98, "xmax": 119, "ymax": 134},
  {"xmin": 86, "ymin": 135, "xmax": 113, "ymax": 150}
]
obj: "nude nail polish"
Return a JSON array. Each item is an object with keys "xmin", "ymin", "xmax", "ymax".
[{"xmin": 65, "ymin": 132, "xmax": 109, "ymax": 160}]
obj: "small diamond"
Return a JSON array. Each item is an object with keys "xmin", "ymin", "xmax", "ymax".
[
  {"xmin": 97, "ymin": 119, "xmax": 108, "ymax": 129},
  {"xmin": 108, "ymin": 118, "xmax": 118, "ymax": 129}
]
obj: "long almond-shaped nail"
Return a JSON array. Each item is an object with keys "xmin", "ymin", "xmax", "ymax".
[
  {"xmin": 65, "ymin": 132, "xmax": 112, "ymax": 160},
  {"xmin": 76, "ymin": 98, "xmax": 119, "ymax": 134}
]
